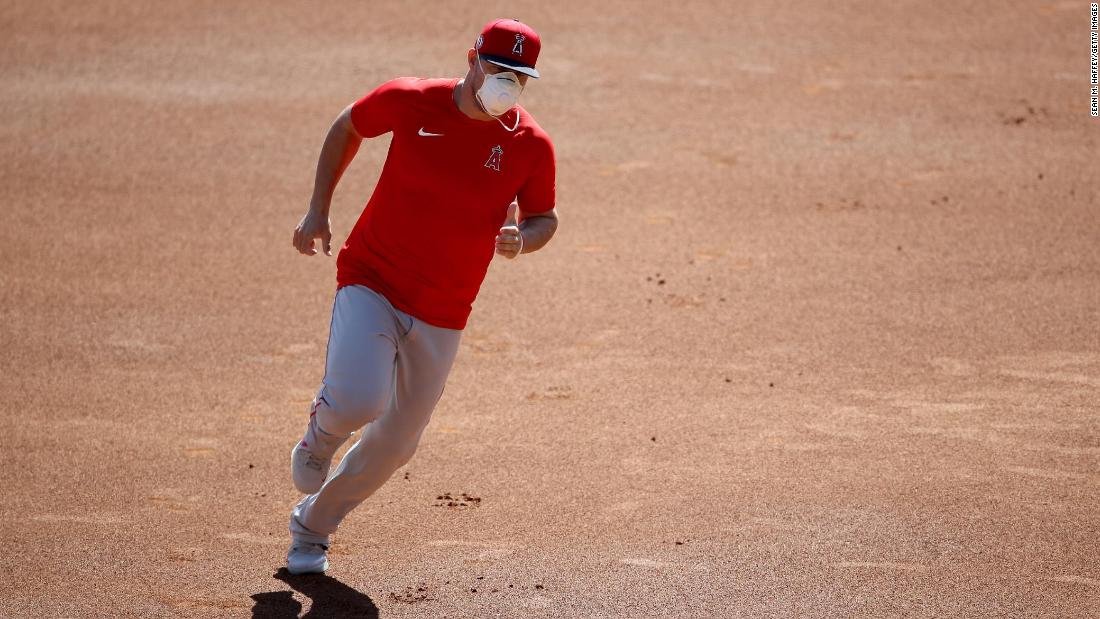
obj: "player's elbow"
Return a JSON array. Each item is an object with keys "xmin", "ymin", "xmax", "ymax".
[
  {"xmin": 535, "ymin": 210, "xmax": 559, "ymax": 245},
  {"xmin": 544, "ymin": 209, "xmax": 559, "ymax": 235},
  {"xmin": 529, "ymin": 207, "xmax": 558, "ymax": 226}
]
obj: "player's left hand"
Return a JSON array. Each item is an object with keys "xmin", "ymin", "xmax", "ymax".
[{"xmin": 495, "ymin": 202, "xmax": 524, "ymax": 260}]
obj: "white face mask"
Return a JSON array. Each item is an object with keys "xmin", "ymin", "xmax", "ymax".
[{"xmin": 475, "ymin": 54, "xmax": 523, "ymax": 117}]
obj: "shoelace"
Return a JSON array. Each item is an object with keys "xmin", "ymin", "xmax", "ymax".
[{"xmin": 304, "ymin": 453, "xmax": 325, "ymax": 471}]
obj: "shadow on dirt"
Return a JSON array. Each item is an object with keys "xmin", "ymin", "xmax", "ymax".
[{"xmin": 250, "ymin": 568, "xmax": 380, "ymax": 618}]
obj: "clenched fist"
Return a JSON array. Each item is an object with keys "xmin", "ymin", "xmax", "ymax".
[
  {"xmin": 293, "ymin": 209, "xmax": 333, "ymax": 257},
  {"xmin": 494, "ymin": 202, "xmax": 524, "ymax": 260}
]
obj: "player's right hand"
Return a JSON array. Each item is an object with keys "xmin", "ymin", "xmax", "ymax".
[{"xmin": 293, "ymin": 209, "xmax": 333, "ymax": 257}]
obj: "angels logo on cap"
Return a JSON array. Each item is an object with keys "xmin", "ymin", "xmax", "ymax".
[{"xmin": 475, "ymin": 18, "xmax": 541, "ymax": 78}]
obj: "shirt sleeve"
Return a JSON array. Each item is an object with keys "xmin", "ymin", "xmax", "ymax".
[
  {"xmin": 349, "ymin": 78, "xmax": 414, "ymax": 138},
  {"xmin": 517, "ymin": 137, "xmax": 556, "ymax": 215}
]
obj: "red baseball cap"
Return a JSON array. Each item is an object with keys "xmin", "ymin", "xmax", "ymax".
[{"xmin": 475, "ymin": 18, "xmax": 541, "ymax": 78}]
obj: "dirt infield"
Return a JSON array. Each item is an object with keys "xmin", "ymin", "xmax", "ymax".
[{"xmin": 2, "ymin": 1, "xmax": 1098, "ymax": 617}]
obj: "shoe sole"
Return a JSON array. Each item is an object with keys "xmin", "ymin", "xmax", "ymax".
[{"xmin": 286, "ymin": 559, "xmax": 328, "ymax": 575}]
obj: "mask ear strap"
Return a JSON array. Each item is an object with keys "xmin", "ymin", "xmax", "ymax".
[{"xmin": 496, "ymin": 108, "xmax": 520, "ymax": 132}]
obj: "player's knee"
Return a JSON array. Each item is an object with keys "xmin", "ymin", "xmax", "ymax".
[
  {"xmin": 339, "ymin": 436, "xmax": 419, "ymax": 480},
  {"xmin": 390, "ymin": 435, "xmax": 422, "ymax": 467},
  {"xmin": 373, "ymin": 434, "xmax": 422, "ymax": 470},
  {"xmin": 317, "ymin": 383, "xmax": 389, "ymax": 435}
]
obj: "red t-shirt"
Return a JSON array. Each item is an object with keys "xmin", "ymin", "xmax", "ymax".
[{"xmin": 337, "ymin": 77, "xmax": 556, "ymax": 330}]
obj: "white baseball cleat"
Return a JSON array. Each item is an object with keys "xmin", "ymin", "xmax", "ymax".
[
  {"xmin": 291, "ymin": 408, "xmax": 349, "ymax": 494},
  {"xmin": 286, "ymin": 539, "xmax": 329, "ymax": 575}
]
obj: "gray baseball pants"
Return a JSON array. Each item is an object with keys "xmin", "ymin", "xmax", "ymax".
[{"xmin": 289, "ymin": 284, "xmax": 462, "ymax": 543}]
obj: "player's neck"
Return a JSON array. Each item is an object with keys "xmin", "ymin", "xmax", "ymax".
[{"xmin": 453, "ymin": 77, "xmax": 494, "ymax": 121}]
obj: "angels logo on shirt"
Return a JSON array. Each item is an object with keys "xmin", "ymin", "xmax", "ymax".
[{"xmin": 484, "ymin": 145, "xmax": 503, "ymax": 172}]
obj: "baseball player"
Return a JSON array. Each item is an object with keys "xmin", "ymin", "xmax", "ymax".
[{"xmin": 285, "ymin": 18, "xmax": 557, "ymax": 574}]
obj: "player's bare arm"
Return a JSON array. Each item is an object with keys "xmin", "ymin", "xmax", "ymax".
[
  {"xmin": 292, "ymin": 105, "xmax": 363, "ymax": 257},
  {"xmin": 495, "ymin": 203, "xmax": 558, "ymax": 259}
]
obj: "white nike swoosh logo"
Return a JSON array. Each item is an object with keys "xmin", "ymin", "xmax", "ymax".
[{"xmin": 418, "ymin": 128, "xmax": 444, "ymax": 137}]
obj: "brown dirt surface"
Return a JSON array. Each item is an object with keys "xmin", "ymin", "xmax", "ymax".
[{"xmin": 2, "ymin": 1, "xmax": 1098, "ymax": 617}]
